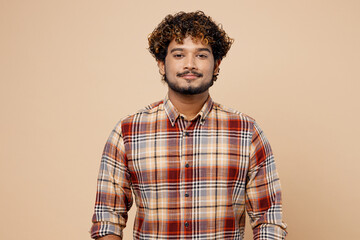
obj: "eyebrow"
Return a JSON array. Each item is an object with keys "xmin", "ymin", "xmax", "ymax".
[{"xmin": 170, "ymin": 48, "xmax": 212, "ymax": 53}]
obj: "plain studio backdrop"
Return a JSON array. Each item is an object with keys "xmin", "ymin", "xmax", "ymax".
[{"xmin": 1, "ymin": 0, "xmax": 359, "ymax": 239}]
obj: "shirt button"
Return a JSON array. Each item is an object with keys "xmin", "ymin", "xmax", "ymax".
[
  {"xmin": 185, "ymin": 221, "xmax": 189, "ymax": 227},
  {"xmin": 185, "ymin": 163, "xmax": 190, "ymax": 168},
  {"xmin": 185, "ymin": 193, "xmax": 189, "ymax": 197},
  {"xmin": 183, "ymin": 131, "xmax": 189, "ymax": 136}
]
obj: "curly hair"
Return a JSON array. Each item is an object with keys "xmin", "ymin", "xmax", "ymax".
[{"xmin": 148, "ymin": 11, "xmax": 233, "ymax": 62}]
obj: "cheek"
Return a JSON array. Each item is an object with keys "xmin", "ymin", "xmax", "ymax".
[
  {"xmin": 203, "ymin": 63, "xmax": 215, "ymax": 75},
  {"xmin": 165, "ymin": 61, "xmax": 180, "ymax": 74}
]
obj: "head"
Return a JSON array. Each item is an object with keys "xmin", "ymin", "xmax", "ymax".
[{"xmin": 148, "ymin": 11, "xmax": 233, "ymax": 95}]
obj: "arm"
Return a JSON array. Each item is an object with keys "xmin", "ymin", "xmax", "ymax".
[
  {"xmin": 90, "ymin": 123, "xmax": 133, "ymax": 239},
  {"xmin": 246, "ymin": 121, "xmax": 287, "ymax": 240}
]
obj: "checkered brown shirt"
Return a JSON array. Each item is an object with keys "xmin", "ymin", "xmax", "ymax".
[{"xmin": 91, "ymin": 96, "xmax": 287, "ymax": 239}]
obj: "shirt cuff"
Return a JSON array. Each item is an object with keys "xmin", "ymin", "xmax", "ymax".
[
  {"xmin": 253, "ymin": 223, "xmax": 287, "ymax": 240},
  {"xmin": 90, "ymin": 221, "xmax": 124, "ymax": 239}
]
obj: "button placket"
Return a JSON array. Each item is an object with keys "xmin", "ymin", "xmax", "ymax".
[
  {"xmin": 182, "ymin": 124, "xmax": 192, "ymax": 231},
  {"xmin": 178, "ymin": 121, "xmax": 188, "ymax": 230}
]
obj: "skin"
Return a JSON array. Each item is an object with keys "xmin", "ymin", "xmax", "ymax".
[{"xmin": 158, "ymin": 36, "xmax": 221, "ymax": 120}]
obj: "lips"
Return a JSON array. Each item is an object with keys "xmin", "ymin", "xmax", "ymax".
[
  {"xmin": 182, "ymin": 74, "xmax": 199, "ymax": 80},
  {"xmin": 177, "ymin": 71, "xmax": 203, "ymax": 80}
]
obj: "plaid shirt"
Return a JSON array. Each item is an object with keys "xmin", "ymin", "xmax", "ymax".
[{"xmin": 91, "ymin": 96, "xmax": 287, "ymax": 239}]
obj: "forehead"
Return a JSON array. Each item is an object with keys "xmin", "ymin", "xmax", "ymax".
[{"xmin": 168, "ymin": 36, "xmax": 212, "ymax": 52}]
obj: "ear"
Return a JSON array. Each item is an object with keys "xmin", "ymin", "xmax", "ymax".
[
  {"xmin": 157, "ymin": 60, "xmax": 165, "ymax": 75},
  {"xmin": 214, "ymin": 59, "xmax": 221, "ymax": 74}
]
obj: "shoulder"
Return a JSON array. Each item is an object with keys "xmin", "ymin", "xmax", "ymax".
[
  {"xmin": 112, "ymin": 99, "xmax": 164, "ymax": 132},
  {"xmin": 212, "ymin": 101, "xmax": 256, "ymax": 123}
]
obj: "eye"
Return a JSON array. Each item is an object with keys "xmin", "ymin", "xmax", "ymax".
[
  {"xmin": 197, "ymin": 54, "xmax": 208, "ymax": 59},
  {"xmin": 173, "ymin": 53, "xmax": 184, "ymax": 58}
]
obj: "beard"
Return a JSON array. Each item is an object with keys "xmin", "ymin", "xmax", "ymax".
[{"xmin": 163, "ymin": 69, "xmax": 216, "ymax": 95}]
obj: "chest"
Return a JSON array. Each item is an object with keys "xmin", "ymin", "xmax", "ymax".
[{"xmin": 123, "ymin": 119, "xmax": 252, "ymax": 185}]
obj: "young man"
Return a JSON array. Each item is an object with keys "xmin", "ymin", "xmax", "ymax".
[{"xmin": 91, "ymin": 11, "xmax": 287, "ymax": 240}]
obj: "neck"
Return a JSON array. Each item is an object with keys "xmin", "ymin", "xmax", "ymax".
[{"xmin": 168, "ymin": 89, "xmax": 209, "ymax": 120}]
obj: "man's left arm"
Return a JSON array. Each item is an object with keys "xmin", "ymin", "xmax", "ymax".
[{"xmin": 245, "ymin": 121, "xmax": 287, "ymax": 240}]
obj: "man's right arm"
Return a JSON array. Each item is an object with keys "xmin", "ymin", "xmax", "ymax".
[{"xmin": 90, "ymin": 124, "xmax": 133, "ymax": 239}]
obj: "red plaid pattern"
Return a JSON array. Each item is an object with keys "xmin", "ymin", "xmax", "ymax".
[{"xmin": 91, "ymin": 96, "xmax": 287, "ymax": 239}]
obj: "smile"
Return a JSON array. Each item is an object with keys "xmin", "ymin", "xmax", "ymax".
[
  {"xmin": 181, "ymin": 74, "xmax": 200, "ymax": 80},
  {"xmin": 177, "ymin": 71, "xmax": 203, "ymax": 80}
]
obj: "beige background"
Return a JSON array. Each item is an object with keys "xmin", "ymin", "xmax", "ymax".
[{"xmin": 1, "ymin": 0, "xmax": 359, "ymax": 239}]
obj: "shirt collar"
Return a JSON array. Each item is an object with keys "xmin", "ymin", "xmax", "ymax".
[{"xmin": 163, "ymin": 95, "xmax": 214, "ymax": 127}]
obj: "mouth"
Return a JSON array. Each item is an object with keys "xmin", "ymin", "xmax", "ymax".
[
  {"xmin": 177, "ymin": 71, "xmax": 203, "ymax": 80},
  {"xmin": 181, "ymin": 74, "xmax": 200, "ymax": 80}
]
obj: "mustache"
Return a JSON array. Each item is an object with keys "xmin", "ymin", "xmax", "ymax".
[{"xmin": 176, "ymin": 71, "xmax": 203, "ymax": 77}]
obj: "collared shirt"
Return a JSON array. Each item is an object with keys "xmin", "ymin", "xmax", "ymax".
[{"xmin": 91, "ymin": 96, "xmax": 287, "ymax": 239}]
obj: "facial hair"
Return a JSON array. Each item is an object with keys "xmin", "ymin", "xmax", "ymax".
[{"xmin": 164, "ymin": 68, "xmax": 216, "ymax": 95}]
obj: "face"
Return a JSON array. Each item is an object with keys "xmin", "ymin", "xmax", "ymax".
[{"xmin": 158, "ymin": 36, "xmax": 221, "ymax": 95}]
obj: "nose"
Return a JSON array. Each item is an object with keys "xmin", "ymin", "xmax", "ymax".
[{"xmin": 184, "ymin": 54, "xmax": 197, "ymax": 70}]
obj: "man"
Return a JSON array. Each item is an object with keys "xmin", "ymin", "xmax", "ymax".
[{"xmin": 91, "ymin": 11, "xmax": 287, "ymax": 240}]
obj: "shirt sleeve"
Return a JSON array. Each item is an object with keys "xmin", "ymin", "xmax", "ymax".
[
  {"xmin": 246, "ymin": 121, "xmax": 287, "ymax": 240},
  {"xmin": 90, "ymin": 122, "xmax": 133, "ymax": 239}
]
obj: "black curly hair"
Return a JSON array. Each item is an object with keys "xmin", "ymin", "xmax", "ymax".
[{"xmin": 148, "ymin": 11, "xmax": 233, "ymax": 62}]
